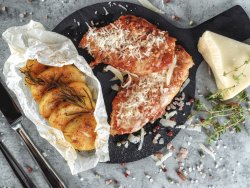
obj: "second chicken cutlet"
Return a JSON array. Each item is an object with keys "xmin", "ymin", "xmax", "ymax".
[{"xmin": 110, "ymin": 45, "xmax": 194, "ymax": 135}]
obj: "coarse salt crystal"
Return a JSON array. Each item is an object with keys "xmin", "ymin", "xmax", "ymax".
[
  {"xmin": 176, "ymin": 147, "xmax": 188, "ymax": 161},
  {"xmin": 42, "ymin": 152, "xmax": 47, "ymax": 157},
  {"xmin": 215, "ymin": 162, "xmax": 219, "ymax": 168},
  {"xmin": 199, "ymin": 144, "xmax": 216, "ymax": 160},
  {"xmin": 105, "ymin": 179, "xmax": 113, "ymax": 185},
  {"xmin": 125, "ymin": 169, "xmax": 131, "ymax": 175},
  {"xmin": 2, "ymin": 6, "xmax": 6, "ymax": 11}
]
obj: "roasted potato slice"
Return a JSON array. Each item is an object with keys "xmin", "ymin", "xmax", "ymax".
[
  {"xmin": 38, "ymin": 65, "xmax": 86, "ymax": 83},
  {"xmin": 30, "ymin": 84, "xmax": 49, "ymax": 102},
  {"xmin": 63, "ymin": 114, "xmax": 96, "ymax": 151},
  {"xmin": 48, "ymin": 102, "xmax": 84, "ymax": 131},
  {"xmin": 68, "ymin": 82, "xmax": 95, "ymax": 111},
  {"xmin": 20, "ymin": 59, "xmax": 48, "ymax": 78},
  {"xmin": 39, "ymin": 88, "xmax": 62, "ymax": 118},
  {"xmin": 60, "ymin": 65, "xmax": 86, "ymax": 83},
  {"xmin": 29, "ymin": 66, "xmax": 86, "ymax": 102}
]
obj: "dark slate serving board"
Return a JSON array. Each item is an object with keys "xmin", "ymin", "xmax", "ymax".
[{"xmin": 53, "ymin": 2, "xmax": 250, "ymax": 163}]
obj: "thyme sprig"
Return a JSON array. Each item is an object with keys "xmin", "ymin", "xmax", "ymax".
[
  {"xmin": 20, "ymin": 65, "xmax": 93, "ymax": 113},
  {"xmin": 223, "ymin": 59, "xmax": 249, "ymax": 77},
  {"xmin": 195, "ymin": 90, "xmax": 249, "ymax": 143}
]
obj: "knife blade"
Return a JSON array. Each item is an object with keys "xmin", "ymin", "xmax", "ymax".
[{"xmin": 0, "ymin": 80, "xmax": 66, "ymax": 188}]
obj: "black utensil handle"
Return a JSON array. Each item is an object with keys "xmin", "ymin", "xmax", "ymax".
[
  {"xmin": 14, "ymin": 124, "xmax": 66, "ymax": 188},
  {"xmin": 0, "ymin": 141, "xmax": 37, "ymax": 188},
  {"xmin": 0, "ymin": 81, "xmax": 22, "ymax": 125}
]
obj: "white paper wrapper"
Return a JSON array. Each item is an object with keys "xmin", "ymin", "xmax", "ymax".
[{"xmin": 2, "ymin": 20, "xmax": 110, "ymax": 174}]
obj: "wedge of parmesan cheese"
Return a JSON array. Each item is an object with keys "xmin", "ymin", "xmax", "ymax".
[{"xmin": 198, "ymin": 31, "xmax": 250, "ymax": 100}]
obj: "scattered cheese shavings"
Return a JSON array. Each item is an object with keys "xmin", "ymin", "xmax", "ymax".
[
  {"xmin": 138, "ymin": 0, "xmax": 165, "ymax": 14},
  {"xmin": 125, "ymin": 71, "xmax": 139, "ymax": 78},
  {"xmin": 121, "ymin": 74, "xmax": 132, "ymax": 88},
  {"xmin": 180, "ymin": 78, "xmax": 190, "ymax": 92},
  {"xmin": 164, "ymin": 110, "xmax": 177, "ymax": 120},
  {"xmin": 103, "ymin": 7, "xmax": 109, "ymax": 15},
  {"xmin": 166, "ymin": 56, "xmax": 177, "ymax": 85},
  {"xmin": 176, "ymin": 124, "xmax": 202, "ymax": 132},
  {"xmin": 111, "ymin": 84, "xmax": 120, "ymax": 91},
  {"xmin": 110, "ymin": 76, "xmax": 119, "ymax": 81},
  {"xmin": 85, "ymin": 22, "xmax": 91, "ymax": 29},
  {"xmin": 118, "ymin": 4, "xmax": 127, "ymax": 11},
  {"xmin": 159, "ymin": 138, "xmax": 164, "ymax": 144},
  {"xmin": 128, "ymin": 133, "xmax": 140, "ymax": 144},
  {"xmin": 199, "ymin": 144, "xmax": 216, "ymax": 160},
  {"xmin": 159, "ymin": 119, "xmax": 176, "ymax": 128},
  {"xmin": 153, "ymin": 133, "xmax": 161, "ymax": 144},
  {"xmin": 104, "ymin": 65, "xmax": 124, "ymax": 82},
  {"xmin": 156, "ymin": 151, "xmax": 173, "ymax": 166},
  {"xmin": 138, "ymin": 128, "xmax": 145, "ymax": 150},
  {"xmin": 124, "ymin": 141, "xmax": 129, "ymax": 148}
]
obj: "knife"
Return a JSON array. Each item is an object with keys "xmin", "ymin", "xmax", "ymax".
[
  {"xmin": 0, "ymin": 80, "xmax": 66, "ymax": 188},
  {"xmin": 0, "ymin": 136, "xmax": 37, "ymax": 188}
]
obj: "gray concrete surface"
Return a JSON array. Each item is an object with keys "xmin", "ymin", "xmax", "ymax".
[{"xmin": 0, "ymin": 0, "xmax": 250, "ymax": 187}]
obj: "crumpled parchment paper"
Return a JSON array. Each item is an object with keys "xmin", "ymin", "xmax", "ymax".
[{"xmin": 2, "ymin": 20, "xmax": 110, "ymax": 175}]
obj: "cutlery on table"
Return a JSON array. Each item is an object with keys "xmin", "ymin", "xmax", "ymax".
[
  {"xmin": 0, "ymin": 134, "xmax": 37, "ymax": 188},
  {"xmin": 0, "ymin": 81, "xmax": 66, "ymax": 188}
]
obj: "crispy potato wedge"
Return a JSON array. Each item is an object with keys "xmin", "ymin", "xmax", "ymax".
[
  {"xmin": 63, "ymin": 114, "xmax": 96, "ymax": 151},
  {"xmin": 39, "ymin": 88, "xmax": 62, "ymax": 118},
  {"xmin": 48, "ymin": 102, "xmax": 84, "ymax": 131}
]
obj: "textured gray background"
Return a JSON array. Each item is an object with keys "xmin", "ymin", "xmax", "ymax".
[{"xmin": 0, "ymin": 0, "xmax": 250, "ymax": 188}]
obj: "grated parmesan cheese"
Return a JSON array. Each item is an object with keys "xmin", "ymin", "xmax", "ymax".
[
  {"xmin": 103, "ymin": 7, "xmax": 109, "ymax": 15},
  {"xmin": 116, "ymin": 71, "xmax": 168, "ymax": 130},
  {"xmin": 85, "ymin": 22, "xmax": 168, "ymax": 60},
  {"xmin": 118, "ymin": 4, "xmax": 127, "ymax": 11}
]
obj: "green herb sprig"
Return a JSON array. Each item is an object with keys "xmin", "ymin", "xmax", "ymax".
[
  {"xmin": 194, "ymin": 90, "xmax": 249, "ymax": 143},
  {"xmin": 223, "ymin": 59, "xmax": 249, "ymax": 84}
]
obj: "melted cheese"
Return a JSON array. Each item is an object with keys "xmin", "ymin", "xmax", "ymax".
[{"xmin": 198, "ymin": 31, "xmax": 250, "ymax": 100}]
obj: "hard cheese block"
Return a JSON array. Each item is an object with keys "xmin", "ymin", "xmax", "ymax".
[{"xmin": 198, "ymin": 31, "xmax": 250, "ymax": 100}]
